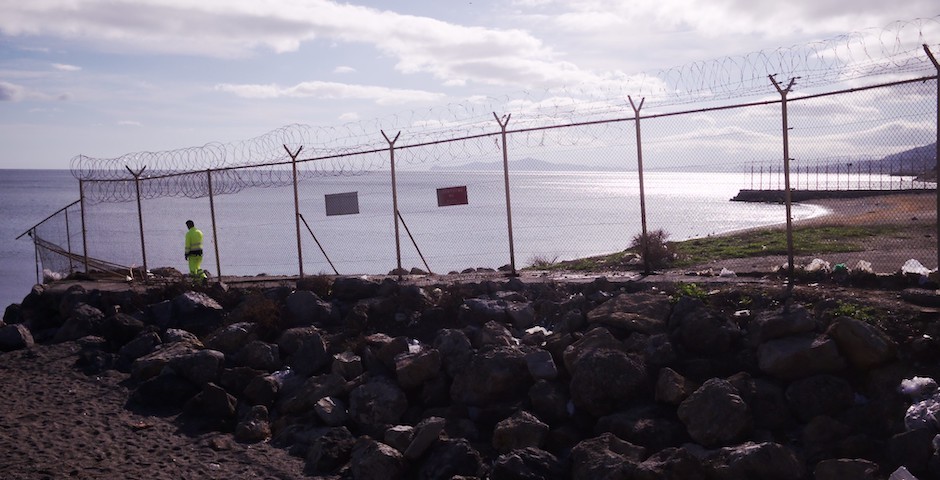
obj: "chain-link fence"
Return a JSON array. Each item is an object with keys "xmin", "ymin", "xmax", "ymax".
[{"xmin": 20, "ymin": 45, "xmax": 940, "ymax": 283}]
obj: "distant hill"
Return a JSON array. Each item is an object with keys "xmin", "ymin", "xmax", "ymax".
[
  {"xmin": 429, "ymin": 157, "xmax": 618, "ymax": 172},
  {"xmin": 863, "ymin": 142, "xmax": 937, "ymax": 175}
]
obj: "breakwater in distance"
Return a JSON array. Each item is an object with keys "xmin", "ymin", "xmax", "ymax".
[{"xmin": 731, "ymin": 188, "xmax": 935, "ymax": 203}]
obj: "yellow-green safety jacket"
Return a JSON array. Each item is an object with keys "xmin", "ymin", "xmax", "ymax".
[{"xmin": 185, "ymin": 227, "xmax": 204, "ymax": 258}]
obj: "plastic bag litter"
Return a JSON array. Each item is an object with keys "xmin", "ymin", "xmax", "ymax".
[
  {"xmin": 853, "ymin": 260, "xmax": 874, "ymax": 273},
  {"xmin": 901, "ymin": 377, "xmax": 940, "ymax": 432},
  {"xmin": 902, "ymin": 259, "xmax": 931, "ymax": 276},
  {"xmin": 804, "ymin": 258, "xmax": 831, "ymax": 273},
  {"xmin": 718, "ymin": 268, "xmax": 736, "ymax": 278},
  {"xmin": 900, "ymin": 377, "xmax": 939, "ymax": 400}
]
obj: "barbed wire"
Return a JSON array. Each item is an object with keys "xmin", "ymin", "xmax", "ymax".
[{"xmin": 71, "ymin": 16, "xmax": 940, "ymax": 203}]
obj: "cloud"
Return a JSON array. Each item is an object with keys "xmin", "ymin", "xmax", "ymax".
[
  {"xmin": 333, "ymin": 66, "xmax": 356, "ymax": 74},
  {"xmin": 339, "ymin": 112, "xmax": 360, "ymax": 121},
  {"xmin": 118, "ymin": 120, "xmax": 142, "ymax": 126},
  {"xmin": 214, "ymin": 81, "xmax": 446, "ymax": 105},
  {"xmin": 0, "ymin": 81, "xmax": 26, "ymax": 101},
  {"xmin": 52, "ymin": 63, "xmax": 82, "ymax": 71}
]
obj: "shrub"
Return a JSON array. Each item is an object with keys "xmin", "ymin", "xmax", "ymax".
[{"xmin": 630, "ymin": 229, "xmax": 676, "ymax": 270}]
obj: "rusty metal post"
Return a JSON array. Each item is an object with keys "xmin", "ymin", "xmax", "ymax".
[
  {"xmin": 382, "ymin": 130, "xmax": 403, "ymax": 275},
  {"xmin": 629, "ymin": 96, "xmax": 651, "ymax": 274},
  {"xmin": 64, "ymin": 206, "xmax": 73, "ymax": 274},
  {"xmin": 770, "ymin": 74, "xmax": 798, "ymax": 297},
  {"xmin": 79, "ymin": 179, "xmax": 89, "ymax": 273},
  {"xmin": 284, "ymin": 145, "xmax": 304, "ymax": 278},
  {"xmin": 493, "ymin": 113, "xmax": 517, "ymax": 276},
  {"xmin": 924, "ymin": 44, "xmax": 939, "ymax": 271},
  {"xmin": 207, "ymin": 169, "xmax": 222, "ymax": 280},
  {"xmin": 125, "ymin": 165, "xmax": 148, "ymax": 278}
]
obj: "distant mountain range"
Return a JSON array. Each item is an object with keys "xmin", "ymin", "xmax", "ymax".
[
  {"xmin": 429, "ymin": 157, "xmax": 619, "ymax": 172},
  {"xmin": 866, "ymin": 142, "xmax": 937, "ymax": 175}
]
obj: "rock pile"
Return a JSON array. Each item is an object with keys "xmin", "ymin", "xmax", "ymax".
[{"xmin": 2, "ymin": 276, "xmax": 940, "ymax": 479}]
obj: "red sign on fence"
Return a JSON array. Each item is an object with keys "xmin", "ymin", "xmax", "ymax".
[{"xmin": 437, "ymin": 186, "xmax": 468, "ymax": 207}]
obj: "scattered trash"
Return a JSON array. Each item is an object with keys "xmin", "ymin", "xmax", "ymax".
[
  {"xmin": 718, "ymin": 268, "xmax": 736, "ymax": 278},
  {"xmin": 833, "ymin": 263, "xmax": 848, "ymax": 273},
  {"xmin": 853, "ymin": 260, "xmax": 874, "ymax": 274},
  {"xmin": 900, "ymin": 376, "xmax": 940, "ymax": 432},
  {"xmin": 804, "ymin": 258, "xmax": 831, "ymax": 273},
  {"xmin": 902, "ymin": 259, "xmax": 931, "ymax": 276},
  {"xmin": 889, "ymin": 465, "xmax": 920, "ymax": 480}
]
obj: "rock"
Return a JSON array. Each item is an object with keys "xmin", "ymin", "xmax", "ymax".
[
  {"xmin": 595, "ymin": 406, "xmax": 689, "ymax": 451},
  {"xmin": 528, "ymin": 379, "xmax": 570, "ymax": 423},
  {"xmin": 655, "ymin": 367, "xmax": 698, "ymax": 404},
  {"xmin": 506, "ymin": 302, "xmax": 536, "ymax": 330},
  {"xmin": 746, "ymin": 304, "xmax": 816, "ymax": 346},
  {"xmin": 394, "ymin": 348, "xmax": 442, "ymax": 389},
  {"xmin": 169, "ymin": 348, "xmax": 225, "ymax": 386},
  {"xmin": 285, "ymin": 290, "xmax": 339, "ymax": 327},
  {"xmin": 481, "ymin": 320, "xmax": 515, "ymax": 347},
  {"xmin": 827, "ymin": 316, "xmax": 897, "ymax": 369},
  {"xmin": 131, "ymin": 371, "xmax": 199, "ymax": 408},
  {"xmin": 289, "ymin": 334, "xmax": 330, "ymax": 377},
  {"xmin": 305, "ymin": 426, "xmax": 355, "ymax": 474},
  {"xmin": 172, "ymin": 291, "xmax": 224, "ymax": 335},
  {"xmin": 887, "ymin": 428, "xmax": 935, "ymax": 477},
  {"xmin": 490, "ymin": 447, "xmax": 565, "ymax": 480},
  {"xmin": 0, "ymin": 323, "xmax": 34, "ymax": 351},
  {"xmin": 450, "ymin": 346, "xmax": 531, "ymax": 406},
  {"xmin": 278, "ymin": 373, "xmax": 347, "ymax": 415},
  {"xmin": 277, "ymin": 326, "xmax": 323, "ymax": 357},
  {"xmin": 525, "ymin": 349, "xmax": 558, "ymax": 380},
  {"xmin": 586, "ymin": 292, "xmax": 670, "ymax": 334},
  {"xmin": 569, "ymin": 347, "xmax": 647, "ymax": 416},
  {"xmin": 384, "ymin": 425, "xmax": 414, "ymax": 453},
  {"xmin": 332, "ymin": 351, "xmax": 363, "ymax": 380},
  {"xmin": 314, "ymin": 396, "xmax": 348, "ymax": 427},
  {"xmin": 53, "ymin": 303, "xmax": 105, "ymax": 343},
  {"xmin": 433, "ymin": 328, "xmax": 473, "ymax": 378},
  {"xmin": 349, "ymin": 377, "xmax": 408, "ymax": 431},
  {"xmin": 785, "ymin": 374, "xmax": 854, "ymax": 422},
  {"xmin": 332, "ymin": 277, "xmax": 381, "ymax": 301},
  {"xmin": 418, "ymin": 438, "xmax": 484, "ymax": 480},
  {"xmin": 184, "ymin": 382, "xmax": 237, "ymax": 424},
  {"xmin": 351, "ymin": 437, "xmax": 405, "ymax": 480},
  {"xmin": 677, "ymin": 378, "xmax": 752, "ymax": 447},
  {"xmin": 757, "ymin": 334, "xmax": 847, "ymax": 379},
  {"xmin": 243, "ymin": 373, "xmax": 280, "ymax": 407},
  {"xmin": 562, "ymin": 327, "xmax": 624, "ymax": 372},
  {"xmin": 634, "ymin": 447, "xmax": 707, "ymax": 480},
  {"xmin": 671, "ymin": 299, "xmax": 741, "ymax": 356},
  {"xmin": 235, "ymin": 405, "xmax": 271, "ymax": 443},
  {"xmin": 231, "ymin": 340, "xmax": 279, "ymax": 372},
  {"xmin": 727, "ymin": 373, "xmax": 792, "ymax": 430},
  {"xmin": 204, "ymin": 322, "xmax": 257, "ymax": 355},
  {"xmin": 130, "ymin": 339, "xmax": 202, "ymax": 381},
  {"xmin": 119, "ymin": 331, "xmax": 161, "ymax": 362},
  {"xmin": 492, "ymin": 411, "xmax": 549, "ymax": 453},
  {"xmin": 569, "ymin": 433, "xmax": 646, "ymax": 480},
  {"xmin": 100, "ymin": 313, "xmax": 145, "ymax": 349},
  {"xmin": 58, "ymin": 284, "xmax": 88, "ymax": 319},
  {"xmin": 814, "ymin": 458, "xmax": 880, "ymax": 480},
  {"xmin": 801, "ymin": 416, "xmax": 852, "ymax": 462},
  {"xmin": 404, "ymin": 416, "xmax": 445, "ymax": 460},
  {"xmin": 461, "ymin": 297, "xmax": 510, "ymax": 324},
  {"xmin": 707, "ymin": 442, "xmax": 805, "ymax": 480}
]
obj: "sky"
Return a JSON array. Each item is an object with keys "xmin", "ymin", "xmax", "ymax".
[{"xmin": 0, "ymin": 0, "xmax": 938, "ymax": 170}]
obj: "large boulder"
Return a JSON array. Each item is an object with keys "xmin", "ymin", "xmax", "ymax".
[
  {"xmin": 757, "ymin": 334, "xmax": 847, "ymax": 379},
  {"xmin": 285, "ymin": 290, "xmax": 339, "ymax": 327},
  {"xmin": 349, "ymin": 377, "xmax": 409, "ymax": 432},
  {"xmin": 418, "ymin": 438, "xmax": 484, "ymax": 480},
  {"xmin": 586, "ymin": 292, "xmax": 671, "ymax": 334},
  {"xmin": 172, "ymin": 291, "xmax": 224, "ymax": 335},
  {"xmin": 677, "ymin": 378, "xmax": 752, "ymax": 447},
  {"xmin": 490, "ymin": 447, "xmax": 565, "ymax": 480},
  {"xmin": 826, "ymin": 316, "xmax": 897, "ymax": 369},
  {"xmin": 432, "ymin": 328, "xmax": 473, "ymax": 378},
  {"xmin": 492, "ymin": 411, "xmax": 550, "ymax": 453},
  {"xmin": 706, "ymin": 442, "xmax": 805, "ymax": 480},
  {"xmin": 204, "ymin": 322, "xmax": 257, "ymax": 355},
  {"xmin": 785, "ymin": 374, "xmax": 854, "ymax": 422},
  {"xmin": 394, "ymin": 348, "xmax": 442, "ymax": 390},
  {"xmin": 0, "ymin": 323, "xmax": 34, "ymax": 351},
  {"xmin": 670, "ymin": 298, "xmax": 741, "ymax": 356},
  {"xmin": 350, "ymin": 438, "xmax": 405, "ymax": 480},
  {"xmin": 53, "ymin": 303, "xmax": 105, "ymax": 343},
  {"xmin": 233, "ymin": 340, "xmax": 281, "ymax": 372},
  {"xmin": 746, "ymin": 304, "xmax": 816, "ymax": 346},
  {"xmin": 569, "ymin": 347, "xmax": 647, "ymax": 417},
  {"xmin": 450, "ymin": 346, "xmax": 531, "ymax": 406},
  {"xmin": 569, "ymin": 433, "xmax": 646, "ymax": 480}
]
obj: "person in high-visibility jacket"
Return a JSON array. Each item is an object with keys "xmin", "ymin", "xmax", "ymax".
[{"xmin": 184, "ymin": 220, "xmax": 207, "ymax": 283}]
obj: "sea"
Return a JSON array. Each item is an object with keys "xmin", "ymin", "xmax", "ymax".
[{"xmin": 0, "ymin": 168, "xmax": 836, "ymax": 309}]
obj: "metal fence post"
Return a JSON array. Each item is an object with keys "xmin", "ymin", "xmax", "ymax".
[
  {"xmin": 382, "ymin": 130, "xmax": 403, "ymax": 274},
  {"xmin": 923, "ymin": 44, "xmax": 940, "ymax": 271},
  {"xmin": 628, "ymin": 96, "xmax": 651, "ymax": 274},
  {"xmin": 79, "ymin": 179, "xmax": 89, "ymax": 273},
  {"xmin": 770, "ymin": 74, "xmax": 798, "ymax": 297},
  {"xmin": 284, "ymin": 145, "xmax": 304, "ymax": 278},
  {"xmin": 207, "ymin": 169, "xmax": 222, "ymax": 280},
  {"xmin": 493, "ymin": 113, "xmax": 517, "ymax": 276},
  {"xmin": 125, "ymin": 165, "xmax": 148, "ymax": 278}
]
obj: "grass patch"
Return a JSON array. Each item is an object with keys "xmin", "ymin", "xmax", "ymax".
[
  {"xmin": 528, "ymin": 224, "xmax": 903, "ymax": 272},
  {"xmin": 672, "ymin": 225, "xmax": 901, "ymax": 267}
]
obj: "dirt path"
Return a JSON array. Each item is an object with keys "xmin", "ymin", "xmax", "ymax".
[{"xmin": 0, "ymin": 341, "xmax": 307, "ymax": 480}]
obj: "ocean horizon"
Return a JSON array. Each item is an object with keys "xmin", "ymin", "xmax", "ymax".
[{"xmin": 1, "ymin": 168, "xmax": 836, "ymax": 308}]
